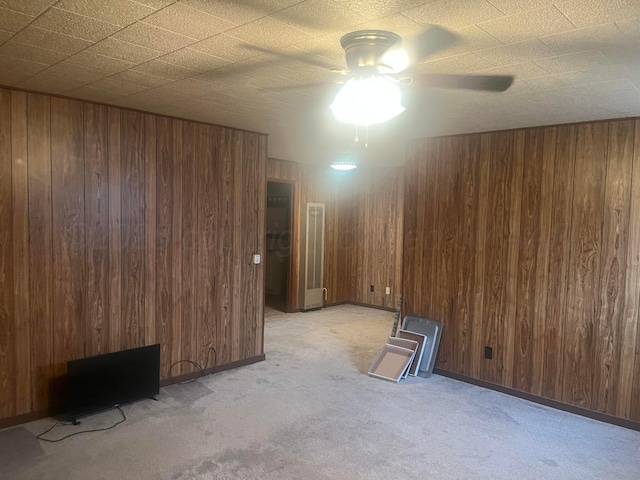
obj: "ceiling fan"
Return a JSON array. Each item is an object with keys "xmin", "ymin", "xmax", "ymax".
[{"xmin": 242, "ymin": 25, "xmax": 514, "ymax": 125}]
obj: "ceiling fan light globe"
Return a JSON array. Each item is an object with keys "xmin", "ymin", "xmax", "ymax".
[
  {"xmin": 380, "ymin": 48, "xmax": 410, "ymax": 73},
  {"xmin": 330, "ymin": 75, "xmax": 405, "ymax": 125},
  {"xmin": 330, "ymin": 160, "xmax": 358, "ymax": 170}
]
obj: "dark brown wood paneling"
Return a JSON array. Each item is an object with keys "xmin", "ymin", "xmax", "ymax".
[
  {"xmin": 513, "ymin": 128, "xmax": 545, "ymax": 393},
  {"xmin": 0, "ymin": 87, "xmax": 267, "ymax": 424},
  {"xmin": 121, "ymin": 110, "xmax": 146, "ymax": 350},
  {"xmin": 481, "ymin": 131, "xmax": 518, "ymax": 385},
  {"xmin": 11, "ymin": 91, "xmax": 31, "ymax": 415},
  {"xmin": 171, "ymin": 120, "xmax": 183, "ymax": 373},
  {"xmin": 0, "ymin": 88, "xmax": 15, "ymax": 418},
  {"xmin": 543, "ymin": 125, "xmax": 575, "ymax": 401},
  {"xmin": 156, "ymin": 116, "xmax": 174, "ymax": 378},
  {"xmin": 593, "ymin": 120, "xmax": 633, "ymax": 415},
  {"xmin": 471, "ymin": 134, "xmax": 492, "ymax": 379},
  {"xmin": 181, "ymin": 122, "xmax": 198, "ymax": 371},
  {"xmin": 195, "ymin": 124, "xmax": 217, "ymax": 365},
  {"xmin": 27, "ymin": 93, "xmax": 53, "ymax": 411},
  {"xmin": 50, "ymin": 97, "xmax": 86, "ymax": 404},
  {"xmin": 107, "ymin": 107, "xmax": 122, "ymax": 352},
  {"xmin": 404, "ymin": 118, "xmax": 640, "ymax": 423},
  {"xmin": 625, "ymin": 121, "xmax": 640, "ymax": 420},
  {"xmin": 144, "ymin": 114, "xmax": 157, "ymax": 349},
  {"xmin": 218, "ymin": 128, "xmax": 233, "ymax": 365},
  {"xmin": 455, "ymin": 134, "xmax": 481, "ymax": 376},
  {"xmin": 563, "ymin": 122, "xmax": 608, "ymax": 408},
  {"xmin": 84, "ymin": 103, "xmax": 110, "ymax": 357}
]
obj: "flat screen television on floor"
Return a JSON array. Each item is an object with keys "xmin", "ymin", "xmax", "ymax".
[{"xmin": 67, "ymin": 344, "xmax": 160, "ymax": 423}]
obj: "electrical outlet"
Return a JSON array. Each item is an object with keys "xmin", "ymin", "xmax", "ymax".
[
  {"xmin": 484, "ymin": 346, "xmax": 493, "ymax": 359},
  {"xmin": 370, "ymin": 285, "xmax": 374, "ymax": 292},
  {"xmin": 385, "ymin": 286, "xmax": 390, "ymax": 295}
]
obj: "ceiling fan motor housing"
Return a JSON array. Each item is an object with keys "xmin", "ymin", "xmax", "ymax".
[{"xmin": 340, "ymin": 30, "xmax": 401, "ymax": 70}]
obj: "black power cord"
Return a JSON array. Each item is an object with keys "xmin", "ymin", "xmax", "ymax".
[
  {"xmin": 168, "ymin": 346, "xmax": 217, "ymax": 385},
  {"xmin": 36, "ymin": 405, "xmax": 126, "ymax": 443}
]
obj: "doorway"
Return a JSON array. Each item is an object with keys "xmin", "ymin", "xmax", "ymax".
[{"xmin": 265, "ymin": 181, "xmax": 294, "ymax": 312}]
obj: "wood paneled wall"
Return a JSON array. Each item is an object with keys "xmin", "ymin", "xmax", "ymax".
[
  {"xmin": 337, "ymin": 167, "xmax": 404, "ymax": 309},
  {"xmin": 267, "ymin": 158, "xmax": 403, "ymax": 310},
  {"xmin": 0, "ymin": 88, "xmax": 267, "ymax": 422},
  {"xmin": 403, "ymin": 119, "xmax": 640, "ymax": 422}
]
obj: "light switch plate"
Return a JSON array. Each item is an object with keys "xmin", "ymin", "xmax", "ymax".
[{"xmin": 253, "ymin": 254, "xmax": 261, "ymax": 264}]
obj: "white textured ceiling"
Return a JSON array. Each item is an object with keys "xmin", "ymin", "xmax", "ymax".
[{"xmin": 1, "ymin": 0, "xmax": 640, "ymax": 165}]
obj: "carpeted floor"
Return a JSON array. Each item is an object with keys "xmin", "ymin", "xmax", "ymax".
[{"xmin": 1, "ymin": 305, "xmax": 639, "ymax": 479}]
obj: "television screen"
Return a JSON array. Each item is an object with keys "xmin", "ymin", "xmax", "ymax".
[{"xmin": 67, "ymin": 344, "xmax": 160, "ymax": 423}]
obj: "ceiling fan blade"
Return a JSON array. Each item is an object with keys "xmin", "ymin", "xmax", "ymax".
[
  {"xmin": 239, "ymin": 44, "xmax": 340, "ymax": 72},
  {"xmin": 379, "ymin": 25, "xmax": 458, "ymax": 72},
  {"xmin": 413, "ymin": 73, "xmax": 514, "ymax": 92}
]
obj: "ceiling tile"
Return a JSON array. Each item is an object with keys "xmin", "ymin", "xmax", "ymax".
[
  {"xmin": 130, "ymin": 0, "xmax": 174, "ymax": 7},
  {"xmin": 271, "ymin": 0, "xmax": 363, "ymax": 36},
  {"xmin": 42, "ymin": 61, "xmax": 113, "ymax": 82},
  {"xmin": 190, "ymin": 33, "xmax": 262, "ymax": 62},
  {"xmin": 581, "ymin": 63, "xmax": 639, "ymax": 83},
  {"xmin": 0, "ymin": 68, "xmax": 32, "ymax": 85},
  {"xmin": 117, "ymin": 88, "xmax": 180, "ymax": 108},
  {"xmin": 534, "ymin": 50, "xmax": 611, "ymax": 75},
  {"xmin": 0, "ymin": 29, "xmax": 14, "ymax": 44},
  {"xmin": 476, "ymin": 60, "xmax": 547, "ymax": 79},
  {"xmin": 0, "ymin": 0, "xmax": 56, "ymax": 15},
  {"xmin": 475, "ymin": 39, "xmax": 556, "ymax": 66},
  {"xmin": 355, "ymin": 12, "xmax": 425, "ymax": 38},
  {"xmin": 113, "ymin": 22, "xmax": 196, "ymax": 52},
  {"xmin": 288, "ymin": 32, "xmax": 346, "ymax": 67},
  {"xmin": 158, "ymin": 48, "xmax": 231, "ymax": 72},
  {"xmin": 32, "ymin": 7, "xmax": 121, "ymax": 42},
  {"xmin": 179, "ymin": 0, "xmax": 283, "ymax": 25},
  {"xmin": 479, "ymin": 6, "xmax": 575, "ymax": 44},
  {"xmin": 431, "ymin": 25, "xmax": 503, "ymax": 60},
  {"xmin": 571, "ymin": 78, "xmax": 639, "ymax": 97},
  {"xmin": 18, "ymin": 63, "xmax": 105, "ymax": 92},
  {"xmin": 55, "ymin": 0, "xmax": 155, "ymax": 27},
  {"xmin": 89, "ymin": 77, "xmax": 148, "ymax": 95},
  {"xmin": 0, "ymin": 6, "xmax": 35, "ymax": 32},
  {"xmin": 616, "ymin": 18, "xmax": 640, "ymax": 37},
  {"xmin": 132, "ymin": 59, "xmax": 198, "ymax": 80},
  {"xmin": 87, "ymin": 37, "xmax": 163, "ymax": 64},
  {"xmin": 227, "ymin": 16, "xmax": 313, "ymax": 51},
  {"xmin": 402, "ymin": 0, "xmax": 505, "ymax": 31},
  {"xmin": 68, "ymin": 85, "xmax": 124, "ymax": 102},
  {"xmin": 10, "ymin": 26, "xmax": 92, "ymax": 54},
  {"xmin": 525, "ymin": 71, "xmax": 590, "ymax": 91},
  {"xmin": 337, "ymin": 0, "xmax": 427, "ymax": 20},
  {"xmin": 110, "ymin": 69, "xmax": 173, "ymax": 87},
  {"xmin": 556, "ymin": 0, "xmax": 640, "ymax": 28},
  {"xmin": 539, "ymin": 23, "xmax": 624, "ymax": 56},
  {"xmin": 66, "ymin": 50, "xmax": 135, "ymax": 75},
  {"xmin": 0, "ymin": 54, "xmax": 49, "ymax": 75},
  {"xmin": 0, "ymin": 40, "xmax": 68, "ymax": 65},
  {"xmin": 156, "ymin": 78, "xmax": 223, "ymax": 96},
  {"xmin": 16, "ymin": 78, "xmax": 71, "ymax": 94},
  {"xmin": 486, "ymin": 0, "xmax": 553, "ymax": 15},
  {"xmin": 600, "ymin": 44, "xmax": 640, "ymax": 66},
  {"xmin": 143, "ymin": 3, "xmax": 235, "ymax": 40},
  {"xmin": 419, "ymin": 53, "xmax": 494, "ymax": 74}
]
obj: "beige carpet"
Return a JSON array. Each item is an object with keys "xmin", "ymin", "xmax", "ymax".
[{"xmin": 1, "ymin": 305, "xmax": 639, "ymax": 479}]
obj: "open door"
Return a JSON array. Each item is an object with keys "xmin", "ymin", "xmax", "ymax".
[{"xmin": 265, "ymin": 181, "xmax": 293, "ymax": 312}]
